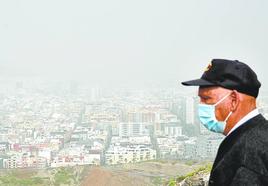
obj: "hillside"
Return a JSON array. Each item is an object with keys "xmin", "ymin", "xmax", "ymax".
[{"xmin": 0, "ymin": 160, "xmax": 211, "ymax": 186}]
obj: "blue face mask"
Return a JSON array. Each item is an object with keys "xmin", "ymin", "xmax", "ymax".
[{"xmin": 198, "ymin": 93, "xmax": 232, "ymax": 134}]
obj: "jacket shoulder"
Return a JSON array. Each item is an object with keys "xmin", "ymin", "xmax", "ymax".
[{"xmin": 243, "ymin": 115, "xmax": 268, "ymax": 176}]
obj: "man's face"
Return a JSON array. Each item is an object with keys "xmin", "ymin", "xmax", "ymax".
[{"xmin": 198, "ymin": 86, "xmax": 232, "ymax": 121}]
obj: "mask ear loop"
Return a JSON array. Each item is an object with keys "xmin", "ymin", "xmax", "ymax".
[
  {"xmin": 214, "ymin": 92, "xmax": 232, "ymax": 106},
  {"xmin": 214, "ymin": 92, "xmax": 233, "ymax": 125},
  {"xmin": 222, "ymin": 111, "xmax": 233, "ymax": 132},
  {"xmin": 224, "ymin": 111, "xmax": 233, "ymax": 122}
]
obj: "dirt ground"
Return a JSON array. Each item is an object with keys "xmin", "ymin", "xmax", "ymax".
[
  {"xmin": 0, "ymin": 160, "xmax": 211, "ymax": 186},
  {"xmin": 81, "ymin": 160, "xmax": 210, "ymax": 186},
  {"xmin": 81, "ymin": 167, "xmax": 147, "ymax": 186}
]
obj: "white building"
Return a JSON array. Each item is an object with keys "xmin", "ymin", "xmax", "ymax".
[
  {"xmin": 50, "ymin": 153, "xmax": 101, "ymax": 167},
  {"xmin": 164, "ymin": 126, "xmax": 182, "ymax": 136},
  {"xmin": 105, "ymin": 145, "xmax": 156, "ymax": 165},
  {"xmin": 157, "ymin": 137, "xmax": 184, "ymax": 158},
  {"xmin": 197, "ymin": 135, "xmax": 223, "ymax": 159},
  {"xmin": 119, "ymin": 122, "xmax": 147, "ymax": 137},
  {"xmin": 4, "ymin": 155, "xmax": 18, "ymax": 169},
  {"xmin": 183, "ymin": 138, "xmax": 197, "ymax": 159},
  {"xmin": 183, "ymin": 135, "xmax": 223, "ymax": 160}
]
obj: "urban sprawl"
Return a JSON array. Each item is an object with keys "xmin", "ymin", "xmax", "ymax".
[{"xmin": 0, "ymin": 81, "xmax": 267, "ymax": 169}]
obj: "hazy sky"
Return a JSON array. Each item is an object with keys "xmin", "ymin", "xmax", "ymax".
[{"xmin": 1, "ymin": 0, "xmax": 268, "ymax": 89}]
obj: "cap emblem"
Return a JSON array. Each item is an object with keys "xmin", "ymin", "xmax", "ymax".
[{"xmin": 205, "ymin": 62, "xmax": 212, "ymax": 72}]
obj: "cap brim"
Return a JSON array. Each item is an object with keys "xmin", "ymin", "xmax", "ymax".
[{"xmin": 181, "ymin": 78, "xmax": 215, "ymax": 86}]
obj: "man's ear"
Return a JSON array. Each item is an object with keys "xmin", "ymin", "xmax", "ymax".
[{"xmin": 230, "ymin": 90, "xmax": 240, "ymax": 112}]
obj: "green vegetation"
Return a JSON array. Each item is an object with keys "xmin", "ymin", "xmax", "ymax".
[
  {"xmin": 53, "ymin": 167, "xmax": 75, "ymax": 186},
  {"xmin": 0, "ymin": 174, "xmax": 44, "ymax": 186},
  {"xmin": 165, "ymin": 163, "xmax": 212, "ymax": 186},
  {"xmin": 152, "ymin": 177, "xmax": 164, "ymax": 186},
  {"xmin": 0, "ymin": 167, "xmax": 81, "ymax": 186},
  {"xmin": 167, "ymin": 178, "xmax": 176, "ymax": 186},
  {"xmin": 184, "ymin": 160, "xmax": 198, "ymax": 166}
]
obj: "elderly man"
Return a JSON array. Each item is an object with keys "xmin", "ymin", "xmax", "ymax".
[{"xmin": 182, "ymin": 59, "xmax": 268, "ymax": 186}]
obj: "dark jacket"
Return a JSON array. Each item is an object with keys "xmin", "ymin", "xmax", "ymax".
[{"xmin": 209, "ymin": 114, "xmax": 268, "ymax": 186}]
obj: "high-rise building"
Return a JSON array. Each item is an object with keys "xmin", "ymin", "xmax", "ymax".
[
  {"xmin": 90, "ymin": 87, "xmax": 101, "ymax": 102},
  {"xmin": 186, "ymin": 97, "xmax": 195, "ymax": 124},
  {"xmin": 119, "ymin": 122, "xmax": 147, "ymax": 137}
]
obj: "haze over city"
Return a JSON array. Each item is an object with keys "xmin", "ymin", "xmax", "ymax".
[
  {"xmin": 1, "ymin": 0, "xmax": 268, "ymax": 90},
  {"xmin": 0, "ymin": 1, "xmax": 268, "ymax": 185}
]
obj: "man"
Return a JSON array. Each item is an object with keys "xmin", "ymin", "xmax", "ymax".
[{"xmin": 181, "ymin": 59, "xmax": 268, "ymax": 186}]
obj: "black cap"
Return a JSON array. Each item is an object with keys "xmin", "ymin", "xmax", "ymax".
[{"xmin": 181, "ymin": 59, "xmax": 261, "ymax": 98}]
